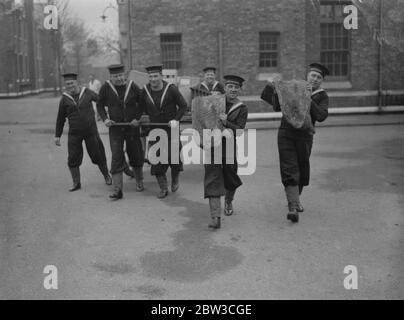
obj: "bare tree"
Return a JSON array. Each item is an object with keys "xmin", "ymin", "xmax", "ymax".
[
  {"xmin": 49, "ymin": 0, "xmax": 102, "ymax": 92},
  {"xmin": 93, "ymin": 25, "xmax": 122, "ymax": 63},
  {"xmin": 48, "ymin": 0, "xmax": 70, "ymax": 94},
  {"xmin": 63, "ymin": 17, "xmax": 93, "ymax": 74}
]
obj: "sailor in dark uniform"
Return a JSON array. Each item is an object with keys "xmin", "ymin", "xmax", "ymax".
[
  {"xmin": 204, "ymin": 75, "xmax": 248, "ymax": 229},
  {"xmin": 139, "ymin": 65, "xmax": 188, "ymax": 199},
  {"xmin": 192, "ymin": 67, "xmax": 225, "ymax": 97},
  {"xmin": 97, "ymin": 64, "xmax": 144, "ymax": 200},
  {"xmin": 54, "ymin": 72, "xmax": 112, "ymax": 192},
  {"xmin": 261, "ymin": 63, "xmax": 330, "ymax": 223}
]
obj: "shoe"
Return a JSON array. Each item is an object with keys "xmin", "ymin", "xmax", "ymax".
[
  {"xmin": 287, "ymin": 209, "xmax": 299, "ymax": 223},
  {"xmin": 297, "ymin": 203, "xmax": 304, "ymax": 213},
  {"xmin": 208, "ymin": 217, "xmax": 221, "ymax": 229},
  {"xmin": 224, "ymin": 201, "xmax": 234, "ymax": 216},
  {"xmin": 69, "ymin": 167, "xmax": 81, "ymax": 192},
  {"xmin": 69, "ymin": 183, "xmax": 81, "ymax": 192},
  {"xmin": 109, "ymin": 189, "xmax": 123, "ymax": 201},
  {"xmin": 171, "ymin": 171, "xmax": 180, "ymax": 193},
  {"xmin": 156, "ymin": 175, "xmax": 168, "ymax": 199},
  {"xmin": 104, "ymin": 175, "xmax": 112, "ymax": 186},
  {"xmin": 123, "ymin": 167, "xmax": 135, "ymax": 178},
  {"xmin": 136, "ymin": 182, "xmax": 144, "ymax": 192},
  {"xmin": 157, "ymin": 189, "xmax": 168, "ymax": 199},
  {"xmin": 171, "ymin": 181, "xmax": 179, "ymax": 193}
]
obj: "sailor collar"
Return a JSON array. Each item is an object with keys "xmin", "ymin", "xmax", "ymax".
[
  {"xmin": 106, "ymin": 80, "xmax": 134, "ymax": 103},
  {"xmin": 311, "ymin": 88, "xmax": 325, "ymax": 96},
  {"xmin": 143, "ymin": 82, "xmax": 172, "ymax": 109},
  {"xmin": 201, "ymin": 81, "xmax": 219, "ymax": 92},
  {"xmin": 63, "ymin": 87, "xmax": 86, "ymax": 105},
  {"xmin": 227, "ymin": 100, "xmax": 244, "ymax": 115}
]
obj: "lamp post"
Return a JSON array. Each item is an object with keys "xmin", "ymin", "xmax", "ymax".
[
  {"xmin": 100, "ymin": 3, "xmax": 116, "ymax": 22},
  {"xmin": 377, "ymin": 0, "xmax": 384, "ymax": 113},
  {"xmin": 100, "ymin": 1, "xmax": 132, "ymax": 70},
  {"xmin": 127, "ymin": 0, "xmax": 132, "ymax": 70}
]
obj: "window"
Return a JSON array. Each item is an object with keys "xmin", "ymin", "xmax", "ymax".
[
  {"xmin": 259, "ymin": 32, "xmax": 279, "ymax": 68},
  {"xmin": 160, "ymin": 33, "xmax": 182, "ymax": 70},
  {"xmin": 320, "ymin": 2, "xmax": 351, "ymax": 78}
]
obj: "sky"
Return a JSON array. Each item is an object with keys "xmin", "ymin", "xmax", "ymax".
[
  {"xmin": 67, "ymin": 0, "xmax": 119, "ymax": 35},
  {"xmin": 67, "ymin": 0, "xmax": 120, "ymax": 65}
]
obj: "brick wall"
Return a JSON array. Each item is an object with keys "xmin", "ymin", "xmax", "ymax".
[
  {"xmin": 129, "ymin": 0, "xmax": 307, "ymax": 96},
  {"xmin": 0, "ymin": 0, "xmax": 14, "ymax": 93},
  {"xmin": 305, "ymin": 1, "xmax": 404, "ymax": 92},
  {"xmin": 122, "ymin": 0, "xmax": 404, "ymax": 104}
]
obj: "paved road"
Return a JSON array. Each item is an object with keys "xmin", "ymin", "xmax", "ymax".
[{"xmin": 0, "ymin": 97, "xmax": 403, "ymax": 299}]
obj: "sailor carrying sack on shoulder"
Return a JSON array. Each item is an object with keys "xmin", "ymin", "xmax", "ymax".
[{"xmin": 274, "ymin": 79, "xmax": 314, "ymax": 132}]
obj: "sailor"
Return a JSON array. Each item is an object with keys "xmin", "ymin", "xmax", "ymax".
[
  {"xmin": 97, "ymin": 64, "xmax": 144, "ymax": 200},
  {"xmin": 204, "ymin": 75, "xmax": 248, "ymax": 229},
  {"xmin": 54, "ymin": 72, "xmax": 112, "ymax": 192},
  {"xmin": 261, "ymin": 63, "xmax": 330, "ymax": 223},
  {"xmin": 139, "ymin": 64, "xmax": 188, "ymax": 199},
  {"xmin": 192, "ymin": 67, "xmax": 225, "ymax": 97}
]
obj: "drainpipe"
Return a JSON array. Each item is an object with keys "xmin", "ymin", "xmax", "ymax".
[
  {"xmin": 377, "ymin": 0, "xmax": 383, "ymax": 113},
  {"xmin": 127, "ymin": 0, "xmax": 133, "ymax": 70},
  {"xmin": 218, "ymin": 31, "xmax": 224, "ymax": 81}
]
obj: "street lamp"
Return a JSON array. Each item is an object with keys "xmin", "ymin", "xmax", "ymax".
[
  {"xmin": 100, "ymin": 3, "xmax": 117, "ymax": 22},
  {"xmin": 99, "ymin": 1, "xmax": 132, "ymax": 70}
]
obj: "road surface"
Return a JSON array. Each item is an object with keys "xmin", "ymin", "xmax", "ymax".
[{"xmin": 0, "ymin": 96, "xmax": 403, "ymax": 299}]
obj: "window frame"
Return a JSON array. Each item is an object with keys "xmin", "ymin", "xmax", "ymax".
[
  {"xmin": 319, "ymin": 0, "xmax": 352, "ymax": 80},
  {"xmin": 258, "ymin": 31, "xmax": 280, "ymax": 70},
  {"xmin": 160, "ymin": 33, "xmax": 182, "ymax": 71}
]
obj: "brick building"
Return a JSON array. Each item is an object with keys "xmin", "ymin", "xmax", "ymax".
[
  {"xmin": 0, "ymin": 0, "xmax": 56, "ymax": 97},
  {"xmin": 117, "ymin": 0, "xmax": 404, "ymax": 108}
]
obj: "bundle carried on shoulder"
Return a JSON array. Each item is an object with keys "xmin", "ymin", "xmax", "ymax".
[
  {"xmin": 191, "ymin": 90, "xmax": 226, "ymax": 149},
  {"xmin": 274, "ymin": 79, "xmax": 313, "ymax": 131}
]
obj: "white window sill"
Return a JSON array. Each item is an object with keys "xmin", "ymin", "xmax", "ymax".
[
  {"xmin": 256, "ymin": 72, "xmax": 280, "ymax": 81},
  {"xmin": 323, "ymin": 81, "xmax": 352, "ymax": 90}
]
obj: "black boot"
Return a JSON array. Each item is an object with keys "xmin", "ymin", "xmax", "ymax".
[
  {"xmin": 287, "ymin": 208, "xmax": 299, "ymax": 223},
  {"xmin": 171, "ymin": 170, "xmax": 180, "ymax": 193},
  {"xmin": 69, "ymin": 167, "xmax": 81, "ymax": 192},
  {"xmin": 156, "ymin": 175, "xmax": 168, "ymax": 199},
  {"xmin": 98, "ymin": 164, "xmax": 112, "ymax": 185},
  {"xmin": 297, "ymin": 185, "xmax": 304, "ymax": 212},
  {"xmin": 285, "ymin": 186, "xmax": 300, "ymax": 223},
  {"xmin": 209, "ymin": 217, "xmax": 221, "ymax": 229},
  {"xmin": 296, "ymin": 203, "xmax": 304, "ymax": 213},
  {"xmin": 224, "ymin": 189, "xmax": 235, "ymax": 216},
  {"xmin": 224, "ymin": 201, "xmax": 234, "ymax": 216},
  {"xmin": 123, "ymin": 163, "xmax": 135, "ymax": 178},
  {"xmin": 110, "ymin": 173, "xmax": 123, "ymax": 201},
  {"xmin": 208, "ymin": 197, "xmax": 221, "ymax": 230},
  {"xmin": 133, "ymin": 167, "xmax": 144, "ymax": 192}
]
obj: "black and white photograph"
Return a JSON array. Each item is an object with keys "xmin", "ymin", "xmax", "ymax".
[{"xmin": 0, "ymin": 0, "xmax": 403, "ymax": 303}]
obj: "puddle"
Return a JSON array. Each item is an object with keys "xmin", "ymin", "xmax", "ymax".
[
  {"xmin": 136, "ymin": 285, "xmax": 166, "ymax": 298},
  {"xmin": 318, "ymin": 138, "xmax": 404, "ymax": 194},
  {"xmin": 27, "ymin": 128, "xmax": 55, "ymax": 134},
  {"xmin": 0, "ymin": 122, "xmax": 20, "ymax": 126},
  {"xmin": 89, "ymin": 194, "xmax": 105, "ymax": 199},
  {"xmin": 139, "ymin": 196, "xmax": 243, "ymax": 283},
  {"xmin": 92, "ymin": 262, "xmax": 137, "ymax": 276}
]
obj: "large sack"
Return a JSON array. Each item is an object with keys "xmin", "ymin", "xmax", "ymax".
[
  {"xmin": 128, "ymin": 70, "xmax": 149, "ymax": 87},
  {"xmin": 274, "ymin": 80, "xmax": 313, "ymax": 130},
  {"xmin": 192, "ymin": 94, "xmax": 226, "ymax": 149}
]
